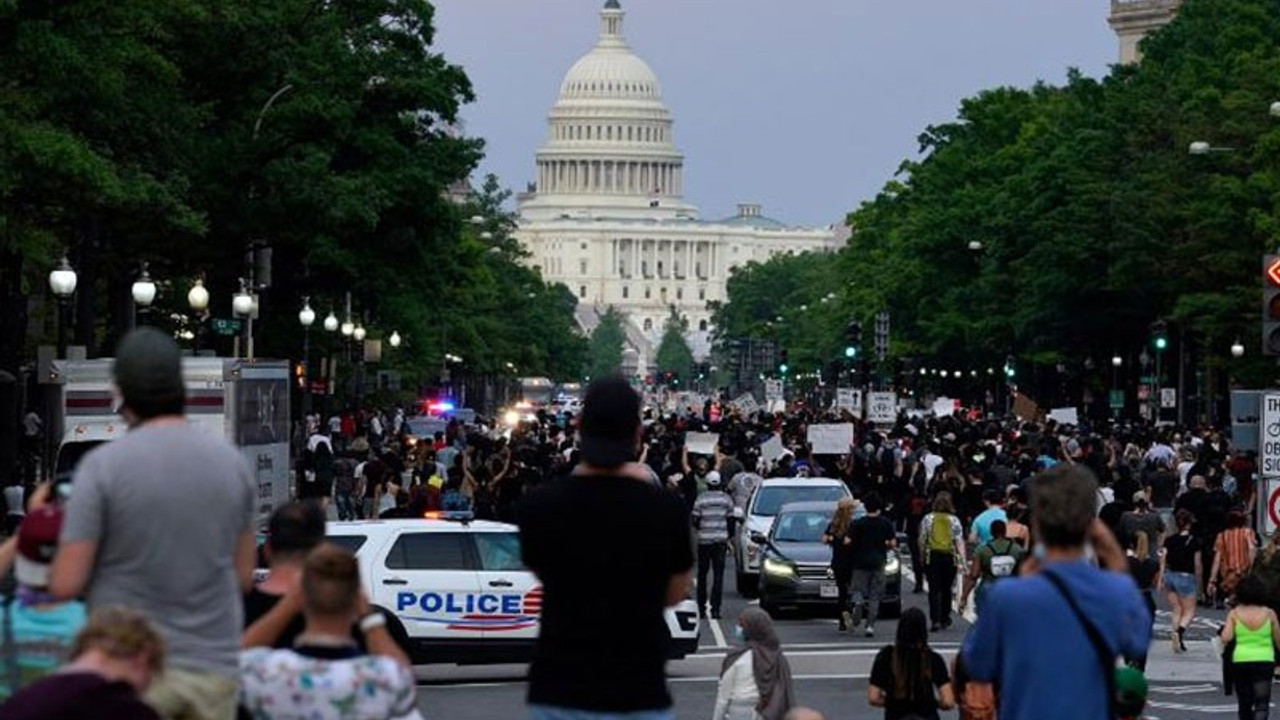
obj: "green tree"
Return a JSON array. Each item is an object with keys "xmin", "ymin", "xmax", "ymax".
[
  {"xmin": 587, "ymin": 307, "xmax": 627, "ymax": 380},
  {"xmin": 655, "ymin": 308, "xmax": 695, "ymax": 387}
]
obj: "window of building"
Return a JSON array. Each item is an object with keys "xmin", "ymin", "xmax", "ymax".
[
  {"xmin": 657, "ymin": 261, "xmax": 664, "ymax": 277},
  {"xmin": 644, "ymin": 287, "xmax": 651, "ymax": 299},
  {"xmin": 699, "ymin": 320, "xmax": 708, "ymax": 332},
  {"xmin": 676, "ymin": 288, "xmax": 683, "ymax": 300},
  {"xmin": 579, "ymin": 285, "xmax": 586, "ymax": 298},
  {"xmin": 580, "ymin": 242, "xmax": 588, "ymax": 250},
  {"xmin": 579, "ymin": 259, "xmax": 587, "ymax": 275},
  {"xmin": 643, "ymin": 318, "xmax": 653, "ymax": 331},
  {"xmin": 698, "ymin": 288, "xmax": 706, "ymax": 301},
  {"xmin": 622, "ymin": 286, "xmax": 629, "ymax": 299}
]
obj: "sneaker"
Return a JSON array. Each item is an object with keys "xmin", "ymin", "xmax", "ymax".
[{"xmin": 864, "ymin": 624, "xmax": 874, "ymax": 638}]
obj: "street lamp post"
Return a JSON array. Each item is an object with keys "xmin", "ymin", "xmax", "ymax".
[
  {"xmin": 131, "ymin": 262, "xmax": 157, "ymax": 326},
  {"xmin": 1111, "ymin": 355, "xmax": 1122, "ymax": 418},
  {"xmin": 232, "ymin": 279, "xmax": 254, "ymax": 359},
  {"xmin": 1231, "ymin": 340, "xmax": 1245, "ymax": 359},
  {"xmin": 48, "ymin": 256, "xmax": 78, "ymax": 359},
  {"xmin": 298, "ymin": 297, "xmax": 315, "ymax": 418},
  {"xmin": 187, "ymin": 278, "xmax": 210, "ymax": 353}
]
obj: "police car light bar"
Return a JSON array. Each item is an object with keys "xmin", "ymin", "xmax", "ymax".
[{"xmin": 422, "ymin": 510, "xmax": 475, "ymax": 523}]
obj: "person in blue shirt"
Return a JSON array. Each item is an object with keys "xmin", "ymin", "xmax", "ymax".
[
  {"xmin": 969, "ymin": 489, "xmax": 1008, "ymax": 546},
  {"xmin": 962, "ymin": 464, "xmax": 1151, "ymax": 720}
]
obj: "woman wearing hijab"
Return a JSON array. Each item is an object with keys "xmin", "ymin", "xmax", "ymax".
[
  {"xmin": 713, "ymin": 607, "xmax": 796, "ymax": 720},
  {"xmin": 868, "ymin": 607, "xmax": 955, "ymax": 719}
]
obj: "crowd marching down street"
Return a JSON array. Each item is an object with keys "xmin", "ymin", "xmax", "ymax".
[{"xmin": 3, "ymin": 328, "xmax": 1280, "ymax": 720}]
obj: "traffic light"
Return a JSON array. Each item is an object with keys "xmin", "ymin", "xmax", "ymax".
[
  {"xmin": 844, "ymin": 321, "xmax": 862, "ymax": 360},
  {"xmin": 779, "ymin": 349, "xmax": 789, "ymax": 376},
  {"xmin": 294, "ymin": 362, "xmax": 306, "ymax": 389},
  {"xmin": 1151, "ymin": 320, "xmax": 1168, "ymax": 352},
  {"xmin": 1003, "ymin": 355, "xmax": 1016, "ymax": 379},
  {"xmin": 1264, "ymin": 255, "xmax": 1280, "ymax": 355}
]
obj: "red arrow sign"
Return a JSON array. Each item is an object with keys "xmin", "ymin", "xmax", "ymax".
[{"xmin": 1267, "ymin": 258, "xmax": 1280, "ymax": 287}]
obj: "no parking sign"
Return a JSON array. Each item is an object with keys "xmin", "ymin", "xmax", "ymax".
[{"xmin": 1266, "ymin": 480, "xmax": 1280, "ymax": 538}]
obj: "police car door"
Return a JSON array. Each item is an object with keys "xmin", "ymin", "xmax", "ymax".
[
  {"xmin": 472, "ymin": 529, "xmax": 541, "ymax": 640},
  {"xmin": 372, "ymin": 530, "xmax": 484, "ymax": 640}
]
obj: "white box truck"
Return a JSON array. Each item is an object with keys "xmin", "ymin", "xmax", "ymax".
[{"xmin": 49, "ymin": 357, "xmax": 291, "ymax": 528}]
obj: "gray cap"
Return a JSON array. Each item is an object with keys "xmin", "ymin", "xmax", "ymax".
[{"xmin": 113, "ymin": 328, "xmax": 184, "ymax": 415}]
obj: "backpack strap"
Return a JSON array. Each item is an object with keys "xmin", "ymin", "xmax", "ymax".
[{"xmin": 1042, "ymin": 570, "xmax": 1117, "ymax": 720}]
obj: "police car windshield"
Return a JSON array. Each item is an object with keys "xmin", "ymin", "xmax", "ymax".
[
  {"xmin": 753, "ymin": 486, "xmax": 847, "ymax": 516},
  {"xmin": 773, "ymin": 511, "xmax": 832, "ymax": 543}
]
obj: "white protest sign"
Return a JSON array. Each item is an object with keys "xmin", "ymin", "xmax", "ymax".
[
  {"xmin": 1048, "ymin": 407, "xmax": 1079, "ymax": 426},
  {"xmin": 760, "ymin": 434, "xmax": 787, "ymax": 462},
  {"xmin": 1260, "ymin": 393, "xmax": 1280, "ymax": 478},
  {"xmin": 867, "ymin": 392, "xmax": 897, "ymax": 424},
  {"xmin": 932, "ymin": 397, "xmax": 956, "ymax": 418},
  {"xmin": 1160, "ymin": 388, "xmax": 1178, "ymax": 409},
  {"xmin": 807, "ymin": 423, "xmax": 854, "ymax": 455},
  {"xmin": 731, "ymin": 393, "xmax": 760, "ymax": 416},
  {"xmin": 685, "ymin": 432, "xmax": 719, "ymax": 455},
  {"xmin": 765, "ymin": 379, "xmax": 784, "ymax": 402},
  {"xmin": 836, "ymin": 388, "xmax": 864, "ymax": 417}
]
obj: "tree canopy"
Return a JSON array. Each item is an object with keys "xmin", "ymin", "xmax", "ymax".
[
  {"xmin": 713, "ymin": 0, "xmax": 1280, "ymax": 400},
  {"xmin": 654, "ymin": 308, "xmax": 695, "ymax": 386},
  {"xmin": 587, "ymin": 307, "xmax": 627, "ymax": 380}
]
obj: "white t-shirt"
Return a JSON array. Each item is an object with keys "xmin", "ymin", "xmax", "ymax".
[{"xmin": 240, "ymin": 648, "xmax": 416, "ymax": 720}]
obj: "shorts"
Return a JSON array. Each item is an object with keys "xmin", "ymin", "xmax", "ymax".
[{"xmin": 1163, "ymin": 570, "xmax": 1197, "ymax": 598}]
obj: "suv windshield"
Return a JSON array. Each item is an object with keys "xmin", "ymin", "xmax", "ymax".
[
  {"xmin": 773, "ymin": 510, "xmax": 833, "ymax": 543},
  {"xmin": 752, "ymin": 486, "xmax": 848, "ymax": 516}
]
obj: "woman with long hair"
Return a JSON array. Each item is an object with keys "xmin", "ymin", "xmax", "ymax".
[
  {"xmin": 1219, "ymin": 575, "xmax": 1280, "ymax": 720},
  {"xmin": 823, "ymin": 497, "xmax": 857, "ymax": 632},
  {"xmin": 1160, "ymin": 509, "xmax": 1202, "ymax": 653},
  {"xmin": 712, "ymin": 607, "xmax": 795, "ymax": 720},
  {"xmin": 868, "ymin": 607, "xmax": 955, "ymax": 719},
  {"xmin": 1210, "ymin": 509, "xmax": 1258, "ymax": 605}
]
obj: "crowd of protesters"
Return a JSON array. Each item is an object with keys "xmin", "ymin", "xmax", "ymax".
[{"xmin": 1, "ymin": 328, "xmax": 1276, "ymax": 720}]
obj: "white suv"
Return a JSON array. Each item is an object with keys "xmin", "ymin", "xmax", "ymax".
[
  {"xmin": 327, "ymin": 517, "xmax": 700, "ymax": 664},
  {"xmin": 733, "ymin": 478, "xmax": 853, "ymax": 595}
]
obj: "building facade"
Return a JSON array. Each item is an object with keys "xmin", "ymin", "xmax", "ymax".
[
  {"xmin": 1108, "ymin": 0, "xmax": 1181, "ymax": 64},
  {"xmin": 514, "ymin": 0, "xmax": 839, "ymax": 371}
]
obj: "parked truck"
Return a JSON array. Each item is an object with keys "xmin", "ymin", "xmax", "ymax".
[{"xmin": 49, "ymin": 357, "xmax": 291, "ymax": 528}]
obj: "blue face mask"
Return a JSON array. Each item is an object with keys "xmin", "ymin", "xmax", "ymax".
[{"xmin": 733, "ymin": 625, "xmax": 746, "ymax": 642}]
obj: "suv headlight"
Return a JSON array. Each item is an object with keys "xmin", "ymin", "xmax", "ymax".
[
  {"xmin": 763, "ymin": 557, "xmax": 796, "ymax": 579},
  {"xmin": 884, "ymin": 552, "xmax": 901, "ymax": 576}
]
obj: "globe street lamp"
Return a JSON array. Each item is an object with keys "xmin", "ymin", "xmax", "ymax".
[
  {"xmin": 340, "ymin": 319, "xmax": 354, "ymax": 337},
  {"xmin": 353, "ymin": 325, "xmax": 366, "ymax": 342},
  {"xmin": 48, "ymin": 256, "xmax": 77, "ymax": 359},
  {"xmin": 131, "ymin": 262, "xmax": 157, "ymax": 326},
  {"xmin": 323, "ymin": 311, "xmax": 339, "ymax": 333},
  {"xmin": 1231, "ymin": 340, "xmax": 1245, "ymax": 358},
  {"xmin": 968, "ymin": 240, "xmax": 984, "ymax": 252},
  {"xmin": 298, "ymin": 297, "xmax": 315, "ymax": 417},
  {"xmin": 187, "ymin": 278, "xmax": 210, "ymax": 353},
  {"xmin": 389, "ymin": 331, "xmax": 401, "ymax": 348}
]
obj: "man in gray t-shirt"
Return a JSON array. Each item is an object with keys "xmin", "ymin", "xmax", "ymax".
[{"xmin": 50, "ymin": 328, "xmax": 255, "ymax": 720}]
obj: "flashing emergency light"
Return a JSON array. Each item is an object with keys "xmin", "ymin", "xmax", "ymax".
[{"xmin": 429, "ymin": 401, "xmax": 455, "ymax": 413}]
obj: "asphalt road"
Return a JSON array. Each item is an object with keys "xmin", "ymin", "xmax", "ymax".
[{"xmin": 413, "ymin": 569, "xmax": 1244, "ymax": 720}]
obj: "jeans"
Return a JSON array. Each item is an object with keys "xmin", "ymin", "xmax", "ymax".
[
  {"xmin": 926, "ymin": 553, "xmax": 957, "ymax": 625},
  {"xmin": 697, "ymin": 542, "xmax": 727, "ymax": 615},
  {"xmin": 334, "ymin": 492, "xmax": 357, "ymax": 521},
  {"xmin": 850, "ymin": 567, "xmax": 885, "ymax": 626},
  {"xmin": 1232, "ymin": 662, "xmax": 1274, "ymax": 720},
  {"xmin": 530, "ymin": 705, "xmax": 675, "ymax": 720}
]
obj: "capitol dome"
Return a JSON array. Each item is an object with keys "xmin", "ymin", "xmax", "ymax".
[{"xmin": 519, "ymin": 0, "xmax": 696, "ymax": 221}]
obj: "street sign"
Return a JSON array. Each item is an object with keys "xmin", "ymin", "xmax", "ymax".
[
  {"xmin": 1109, "ymin": 390, "xmax": 1124, "ymax": 410},
  {"xmin": 1266, "ymin": 480, "xmax": 1280, "ymax": 537},
  {"xmin": 867, "ymin": 391, "xmax": 897, "ymax": 424},
  {"xmin": 211, "ymin": 318, "xmax": 242, "ymax": 336},
  {"xmin": 1160, "ymin": 388, "xmax": 1177, "ymax": 409},
  {"xmin": 836, "ymin": 388, "xmax": 863, "ymax": 417},
  {"xmin": 1260, "ymin": 393, "xmax": 1280, "ymax": 478},
  {"xmin": 764, "ymin": 379, "xmax": 784, "ymax": 402}
]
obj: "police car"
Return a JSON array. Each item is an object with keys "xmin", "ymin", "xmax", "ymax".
[{"xmin": 327, "ymin": 516, "xmax": 701, "ymax": 665}]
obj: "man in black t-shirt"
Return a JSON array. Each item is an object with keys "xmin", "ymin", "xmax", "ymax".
[
  {"xmin": 848, "ymin": 493, "xmax": 897, "ymax": 638},
  {"xmin": 519, "ymin": 376, "xmax": 694, "ymax": 720}
]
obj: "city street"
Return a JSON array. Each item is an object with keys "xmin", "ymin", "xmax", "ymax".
[{"xmin": 413, "ymin": 567, "xmax": 1246, "ymax": 720}]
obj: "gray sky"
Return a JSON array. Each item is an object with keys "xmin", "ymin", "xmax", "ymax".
[{"xmin": 430, "ymin": 1, "xmax": 1118, "ymax": 226}]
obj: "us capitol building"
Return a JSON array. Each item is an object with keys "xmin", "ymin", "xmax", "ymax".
[{"xmin": 514, "ymin": 0, "xmax": 842, "ymax": 372}]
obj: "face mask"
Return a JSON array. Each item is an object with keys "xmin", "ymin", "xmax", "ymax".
[
  {"xmin": 1033, "ymin": 542, "xmax": 1047, "ymax": 561},
  {"xmin": 733, "ymin": 625, "xmax": 746, "ymax": 642}
]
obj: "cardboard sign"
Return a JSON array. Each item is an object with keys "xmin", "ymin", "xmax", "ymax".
[
  {"xmin": 760, "ymin": 434, "xmax": 787, "ymax": 462},
  {"xmin": 765, "ymin": 379, "xmax": 784, "ymax": 402},
  {"xmin": 1012, "ymin": 394, "xmax": 1040, "ymax": 421},
  {"xmin": 867, "ymin": 392, "xmax": 897, "ymax": 424},
  {"xmin": 1048, "ymin": 407, "xmax": 1079, "ymax": 426},
  {"xmin": 807, "ymin": 423, "xmax": 854, "ymax": 455},
  {"xmin": 836, "ymin": 388, "xmax": 864, "ymax": 417},
  {"xmin": 731, "ymin": 393, "xmax": 760, "ymax": 417},
  {"xmin": 685, "ymin": 432, "xmax": 719, "ymax": 456},
  {"xmin": 932, "ymin": 396, "xmax": 956, "ymax": 418}
]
